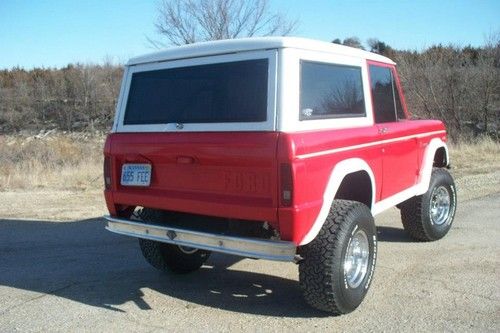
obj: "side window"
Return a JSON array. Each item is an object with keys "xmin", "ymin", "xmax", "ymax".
[
  {"xmin": 369, "ymin": 65, "xmax": 406, "ymax": 123},
  {"xmin": 300, "ymin": 61, "xmax": 365, "ymax": 120}
]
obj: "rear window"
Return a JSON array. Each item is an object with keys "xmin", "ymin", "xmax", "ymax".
[{"xmin": 124, "ymin": 59, "xmax": 268, "ymax": 125}]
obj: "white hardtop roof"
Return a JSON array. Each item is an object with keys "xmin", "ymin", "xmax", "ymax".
[{"xmin": 127, "ymin": 37, "xmax": 395, "ymax": 66}]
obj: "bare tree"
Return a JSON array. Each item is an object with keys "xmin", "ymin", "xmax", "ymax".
[
  {"xmin": 367, "ymin": 38, "xmax": 394, "ymax": 57},
  {"xmin": 396, "ymin": 38, "xmax": 500, "ymax": 140},
  {"xmin": 342, "ymin": 37, "xmax": 364, "ymax": 50},
  {"xmin": 0, "ymin": 64, "xmax": 124, "ymax": 133},
  {"xmin": 149, "ymin": 0, "xmax": 297, "ymax": 47}
]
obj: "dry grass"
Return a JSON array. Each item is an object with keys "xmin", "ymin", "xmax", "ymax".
[
  {"xmin": 448, "ymin": 136, "xmax": 500, "ymax": 179},
  {"xmin": 0, "ymin": 133, "xmax": 104, "ymax": 191},
  {"xmin": 0, "ymin": 133, "xmax": 498, "ymax": 193}
]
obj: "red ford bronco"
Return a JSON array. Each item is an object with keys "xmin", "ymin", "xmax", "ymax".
[{"xmin": 103, "ymin": 37, "xmax": 457, "ymax": 315}]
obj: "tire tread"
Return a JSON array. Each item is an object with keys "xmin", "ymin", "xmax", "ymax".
[
  {"xmin": 400, "ymin": 168, "xmax": 456, "ymax": 241},
  {"xmin": 299, "ymin": 200, "xmax": 374, "ymax": 314}
]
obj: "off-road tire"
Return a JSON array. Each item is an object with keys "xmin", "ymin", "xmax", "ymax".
[
  {"xmin": 299, "ymin": 200, "xmax": 377, "ymax": 315},
  {"xmin": 137, "ymin": 208, "xmax": 211, "ymax": 274},
  {"xmin": 400, "ymin": 168, "xmax": 456, "ymax": 241}
]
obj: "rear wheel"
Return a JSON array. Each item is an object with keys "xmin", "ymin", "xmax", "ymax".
[
  {"xmin": 400, "ymin": 168, "xmax": 457, "ymax": 241},
  {"xmin": 137, "ymin": 208, "xmax": 210, "ymax": 273},
  {"xmin": 299, "ymin": 200, "xmax": 377, "ymax": 315},
  {"xmin": 139, "ymin": 239, "xmax": 210, "ymax": 274}
]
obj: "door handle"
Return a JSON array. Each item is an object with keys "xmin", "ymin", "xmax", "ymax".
[{"xmin": 176, "ymin": 156, "xmax": 196, "ymax": 164}]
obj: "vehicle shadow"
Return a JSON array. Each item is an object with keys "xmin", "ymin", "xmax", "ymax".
[
  {"xmin": 376, "ymin": 226, "xmax": 413, "ymax": 243},
  {"xmin": 0, "ymin": 218, "xmax": 327, "ymax": 318}
]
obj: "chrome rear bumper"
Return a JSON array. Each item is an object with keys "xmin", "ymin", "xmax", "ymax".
[{"xmin": 104, "ymin": 215, "xmax": 297, "ymax": 262}]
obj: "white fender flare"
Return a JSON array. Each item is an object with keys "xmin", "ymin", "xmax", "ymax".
[
  {"xmin": 299, "ymin": 158, "xmax": 376, "ymax": 245},
  {"xmin": 415, "ymin": 138, "xmax": 449, "ymax": 195}
]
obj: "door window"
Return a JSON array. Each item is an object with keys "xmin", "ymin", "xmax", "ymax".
[{"xmin": 369, "ymin": 65, "xmax": 406, "ymax": 123}]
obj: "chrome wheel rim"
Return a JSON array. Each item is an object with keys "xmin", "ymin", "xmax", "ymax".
[
  {"xmin": 344, "ymin": 229, "xmax": 370, "ymax": 289},
  {"xmin": 430, "ymin": 186, "xmax": 451, "ymax": 226}
]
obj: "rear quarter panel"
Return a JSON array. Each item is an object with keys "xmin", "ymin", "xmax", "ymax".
[{"xmin": 277, "ymin": 120, "xmax": 446, "ymax": 244}]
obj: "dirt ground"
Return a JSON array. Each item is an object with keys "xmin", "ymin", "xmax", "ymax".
[{"xmin": 0, "ymin": 171, "xmax": 499, "ymax": 332}]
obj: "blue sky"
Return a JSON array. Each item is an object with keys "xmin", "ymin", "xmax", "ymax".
[{"xmin": 0, "ymin": 0, "xmax": 498, "ymax": 69}]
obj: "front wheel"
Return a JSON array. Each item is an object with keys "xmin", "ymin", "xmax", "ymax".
[
  {"xmin": 299, "ymin": 200, "xmax": 377, "ymax": 315},
  {"xmin": 400, "ymin": 168, "xmax": 457, "ymax": 241}
]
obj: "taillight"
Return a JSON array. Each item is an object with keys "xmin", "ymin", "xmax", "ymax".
[
  {"xmin": 104, "ymin": 156, "xmax": 111, "ymax": 190},
  {"xmin": 280, "ymin": 163, "xmax": 293, "ymax": 207}
]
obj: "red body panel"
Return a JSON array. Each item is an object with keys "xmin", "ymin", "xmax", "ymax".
[
  {"xmin": 276, "ymin": 126, "xmax": 381, "ymax": 243},
  {"xmin": 275, "ymin": 120, "xmax": 445, "ymax": 244},
  {"xmin": 104, "ymin": 121, "xmax": 446, "ymax": 245},
  {"xmin": 104, "ymin": 132, "xmax": 280, "ymax": 227}
]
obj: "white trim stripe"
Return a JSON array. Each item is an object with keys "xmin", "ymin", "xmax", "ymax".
[{"xmin": 295, "ymin": 130, "xmax": 446, "ymax": 160}]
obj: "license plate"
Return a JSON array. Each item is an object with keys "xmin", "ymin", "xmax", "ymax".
[{"xmin": 121, "ymin": 164, "xmax": 151, "ymax": 186}]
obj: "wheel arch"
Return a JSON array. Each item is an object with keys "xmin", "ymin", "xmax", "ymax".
[
  {"xmin": 299, "ymin": 158, "xmax": 376, "ymax": 245},
  {"xmin": 433, "ymin": 146, "xmax": 449, "ymax": 168},
  {"xmin": 334, "ymin": 171, "xmax": 373, "ymax": 209}
]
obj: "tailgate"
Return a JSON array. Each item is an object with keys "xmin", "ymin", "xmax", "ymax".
[{"xmin": 105, "ymin": 132, "xmax": 279, "ymax": 223}]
